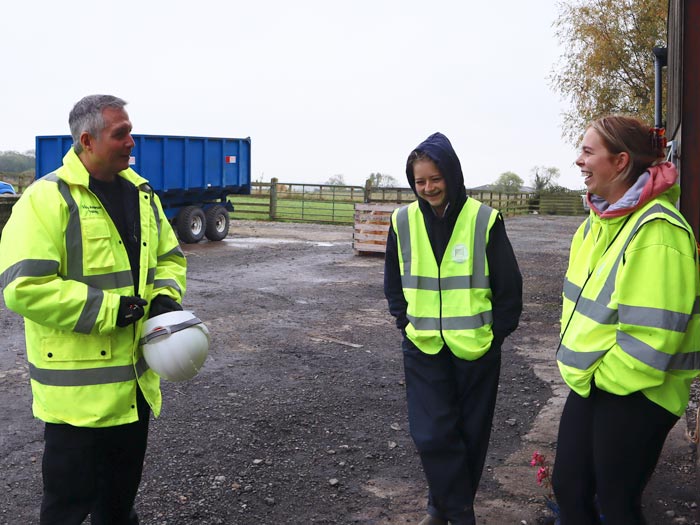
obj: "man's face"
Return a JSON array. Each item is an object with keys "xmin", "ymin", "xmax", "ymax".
[
  {"xmin": 413, "ymin": 159, "xmax": 448, "ymax": 214},
  {"xmin": 85, "ymin": 107, "xmax": 134, "ymax": 178}
]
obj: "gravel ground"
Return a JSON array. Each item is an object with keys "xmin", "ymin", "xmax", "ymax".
[{"xmin": 0, "ymin": 215, "xmax": 697, "ymax": 524}]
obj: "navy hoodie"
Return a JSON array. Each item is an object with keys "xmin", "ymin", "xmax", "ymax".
[{"xmin": 384, "ymin": 132, "xmax": 522, "ymax": 348}]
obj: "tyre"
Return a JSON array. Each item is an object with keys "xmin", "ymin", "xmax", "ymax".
[
  {"xmin": 205, "ymin": 205, "xmax": 230, "ymax": 241},
  {"xmin": 176, "ymin": 206, "xmax": 206, "ymax": 243}
]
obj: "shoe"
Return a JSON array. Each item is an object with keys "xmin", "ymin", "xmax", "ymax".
[{"xmin": 418, "ymin": 515, "xmax": 447, "ymax": 525}]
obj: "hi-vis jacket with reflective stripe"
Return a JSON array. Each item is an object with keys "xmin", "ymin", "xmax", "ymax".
[
  {"xmin": 392, "ymin": 198, "xmax": 498, "ymax": 360},
  {"xmin": 0, "ymin": 149, "xmax": 187, "ymax": 427},
  {"xmin": 557, "ymin": 192, "xmax": 700, "ymax": 416}
]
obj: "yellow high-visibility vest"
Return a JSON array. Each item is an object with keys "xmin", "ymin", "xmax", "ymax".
[
  {"xmin": 558, "ymin": 196, "xmax": 700, "ymax": 416},
  {"xmin": 0, "ymin": 149, "xmax": 187, "ymax": 427},
  {"xmin": 392, "ymin": 198, "xmax": 498, "ymax": 360}
]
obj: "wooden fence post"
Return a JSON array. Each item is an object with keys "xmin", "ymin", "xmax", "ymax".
[
  {"xmin": 270, "ymin": 177, "xmax": 278, "ymax": 220},
  {"xmin": 364, "ymin": 178, "xmax": 372, "ymax": 203}
]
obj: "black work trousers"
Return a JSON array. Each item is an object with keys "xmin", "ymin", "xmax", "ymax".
[
  {"xmin": 40, "ymin": 389, "xmax": 150, "ymax": 525},
  {"xmin": 403, "ymin": 339, "xmax": 501, "ymax": 525},
  {"xmin": 552, "ymin": 385, "xmax": 678, "ymax": 525}
]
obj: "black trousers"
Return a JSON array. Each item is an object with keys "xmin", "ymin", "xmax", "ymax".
[
  {"xmin": 552, "ymin": 385, "xmax": 678, "ymax": 525},
  {"xmin": 40, "ymin": 389, "xmax": 150, "ymax": 525},
  {"xmin": 403, "ymin": 339, "xmax": 501, "ymax": 525}
]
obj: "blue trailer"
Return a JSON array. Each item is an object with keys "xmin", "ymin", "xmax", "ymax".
[{"xmin": 35, "ymin": 134, "xmax": 252, "ymax": 243}]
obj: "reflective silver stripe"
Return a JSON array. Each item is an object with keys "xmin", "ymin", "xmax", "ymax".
[
  {"xmin": 135, "ymin": 356, "xmax": 150, "ymax": 377},
  {"xmin": 669, "ymin": 350, "xmax": 700, "ymax": 371},
  {"xmin": 153, "ymin": 278, "xmax": 181, "ymax": 294},
  {"xmin": 619, "ymin": 304, "xmax": 690, "ymax": 332},
  {"xmin": 401, "ymin": 274, "xmax": 488, "ymax": 291},
  {"xmin": 56, "ymin": 179, "xmax": 106, "ymax": 333},
  {"xmin": 147, "ymin": 268, "xmax": 156, "ymax": 285},
  {"xmin": 575, "ymin": 296, "xmax": 617, "ymax": 325},
  {"xmin": 56, "ymin": 179, "xmax": 84, "ymax": 282},
  {"xmin": 557, "ymin": 344, "xmax": 607, "ymax": 369},
  {"xmin": 140, "ymin": 317, "xmax": 202, "ymax": 345},
  {"xmin": 562, "ymin": 278, "xmax": 581, "ymax": 301},
  {"xmin": 396, "ymin": 206, "xmax": 412, "ymax": 280},
  {"xmin": 617, "ymin": 332, "xmax": 700, "ymax": 372},
  {"xmin": 82, "ymin": 270, "xmax": 133, "ymax": 291},
  {"xmin": 401, "ymin": 274, "xmax": 439, "ymax": 290},
  {"xmin": 0, "ymin": 259, "xmax": 59, "ymax": 287},
  {"xmin": 147, "ymin": 189, "xmax": 161, "ymax": 237},
  {"xmin": 158, "ymin": 245, "xmax": 185, "ymax": 261},
  {"xmin": 29, "ymin": 361, "xmax": 138, "ymax": 386},
  {"xmin": 616, "ymin": 331, "xmax": 700, "ymax": 371},
  {"xmin": 471, "ymin": 204, "xmax": 491, "ymax": 285},
  {"xmin": 407, "ymin": 310, "xmax": 493, "ymax": 331},
  {"xmin": 73, "ymin": 287, "xmax": 104, "ymax": 334}
]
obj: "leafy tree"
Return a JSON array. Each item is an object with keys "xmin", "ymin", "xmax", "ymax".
[
  {"xmin": 492, "ymin": 172, "xmax": 524, "ymax": 193},
  {"xmin": 550, "ymin": 0, "xmax": 667, "ymax": 144},
  {"xmin": 0, "ymin": 150, "xmax": 35, "ymax": 173},
  {"xmin": 367, "ymin": 172, "xmax": 399, "ymax": 188},
  {"xmin": 530, "ymin": 166, "xmax": 561, "ymax": 192},
  {"xmin": 325, "ymin": 174, "xmax": 346, "ymax": 186}
]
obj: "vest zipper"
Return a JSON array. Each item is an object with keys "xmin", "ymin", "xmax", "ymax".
[{"xmin": 557, "ymin": 214, "xmax": 632, "ymax": 355}]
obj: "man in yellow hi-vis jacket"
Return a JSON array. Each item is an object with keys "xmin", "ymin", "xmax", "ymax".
[{"xmin": 0, "ymin": 95, "xmax": 187, "ymax": 524}]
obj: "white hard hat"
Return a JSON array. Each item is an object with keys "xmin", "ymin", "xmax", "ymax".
[{"xmin": 140, "ymin": 310, "xmax": 210, "ymax": 382}]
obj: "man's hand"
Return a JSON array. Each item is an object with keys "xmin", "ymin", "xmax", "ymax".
[
  {"xmin": 117, "ymin": 296, "xmax": 148, "ymax": 327},
  {"xmin": 148, "ymin": 295, "xmax": 183, "ymax": 319}
]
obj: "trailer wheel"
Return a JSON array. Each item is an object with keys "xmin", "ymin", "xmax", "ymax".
[
  {"xmin": 176, "ymin": 206, "xmax": 206, "ymax": 243},
  {"xmin": 205, "ymin": 205, "xmax": 231, "ymax": 241}
]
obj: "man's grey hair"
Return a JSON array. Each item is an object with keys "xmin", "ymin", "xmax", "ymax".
[{"xmin": 69, "ymin": 95, "xmax": 128, "ymax": 154}]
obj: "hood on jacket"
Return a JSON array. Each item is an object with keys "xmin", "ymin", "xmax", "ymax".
[
  {"xmin": 406, "ymin": 132, "xmax": 467, "ymax": 217},
  {"xmin": 587, "ymin": 161, "xmax": 679, "ymax": 219}
]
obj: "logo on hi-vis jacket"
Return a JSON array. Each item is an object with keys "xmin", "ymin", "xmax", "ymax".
[
  {"xmin": 452, "ymin": 244, "xmax": 468, "ymax": 263},
  {"xmin": 81, "ymin": 204, "xmax": 102, "ymax": 216}
]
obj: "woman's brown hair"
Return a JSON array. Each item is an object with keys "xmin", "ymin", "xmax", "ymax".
[{"xmin": 589, "ymin": 115, "xmax": 666, "ymax": 186}]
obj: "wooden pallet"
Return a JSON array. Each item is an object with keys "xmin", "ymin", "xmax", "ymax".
[{"xmin": 353, "ymin": 203, "xmax": 403, "ymax": 255}]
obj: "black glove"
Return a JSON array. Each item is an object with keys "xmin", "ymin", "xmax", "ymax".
[
  {"xmin": 148, "ymin": 295, "xmax": 183, "ymax": 319},
  {"xmin": 117, "ymin": 296, "xmax": 148, "ymax": 327}
]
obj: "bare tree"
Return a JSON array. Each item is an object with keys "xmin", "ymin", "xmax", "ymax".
[
  {"xmin": 367, "ymin": 172, "xmax": 399, "ymax": 187},
  {"xmin": 325, "ymin": 174, "xmax": 346, "ymax": 186},
  {"xmin": 530, "ymin": 166, "xmax": 561, "ymax": 192}
]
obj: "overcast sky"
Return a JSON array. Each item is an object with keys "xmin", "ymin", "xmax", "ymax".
[{"xmin": 2, "ymin": 0, "xmax": 585, "ymax": 190}]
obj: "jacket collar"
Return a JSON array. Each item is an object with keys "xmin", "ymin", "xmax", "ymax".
[{"xmin": 55, "ymin": 148, "xmax": 147, "ymax": 189}]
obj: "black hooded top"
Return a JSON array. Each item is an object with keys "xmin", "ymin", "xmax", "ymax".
[{"xmin": 384, "ymin": 132, "xmax": 522, "ymax": 347}]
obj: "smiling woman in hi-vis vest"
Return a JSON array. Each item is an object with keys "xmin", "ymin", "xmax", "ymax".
[
  {"xmin": 552, "ymin": 115, "xmax": 700, "ymax": 524},
  {"xmin": 384, "ymin": 132, "xmax": 523, "ymax": 525}
]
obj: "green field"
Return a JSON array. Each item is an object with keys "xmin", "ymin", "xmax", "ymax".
[{"xmin": 229, "ymin": 194, "xmax": 357, "ymax": 224}]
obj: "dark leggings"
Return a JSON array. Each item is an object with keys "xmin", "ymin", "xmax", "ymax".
[
  {"xmin": 552, "ymin": 385, "xmax": 678, "ymax": 525},
  {"xmin": 40, "ymin": 389, "xmax": 150, "ymax": 525}
]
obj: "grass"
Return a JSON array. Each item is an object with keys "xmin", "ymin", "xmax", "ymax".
[{"xmin": 228, "ymin": 194, "xmax": 357, "ymax": 224}]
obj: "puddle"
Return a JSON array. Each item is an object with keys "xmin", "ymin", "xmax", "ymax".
[
  {"xmin": 223, "ymin": 237, "xmax": 301, "ymax": 249},
  {"xmin": 223, "ymin": 237, "xmax": 348, "ymax": 249}
]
